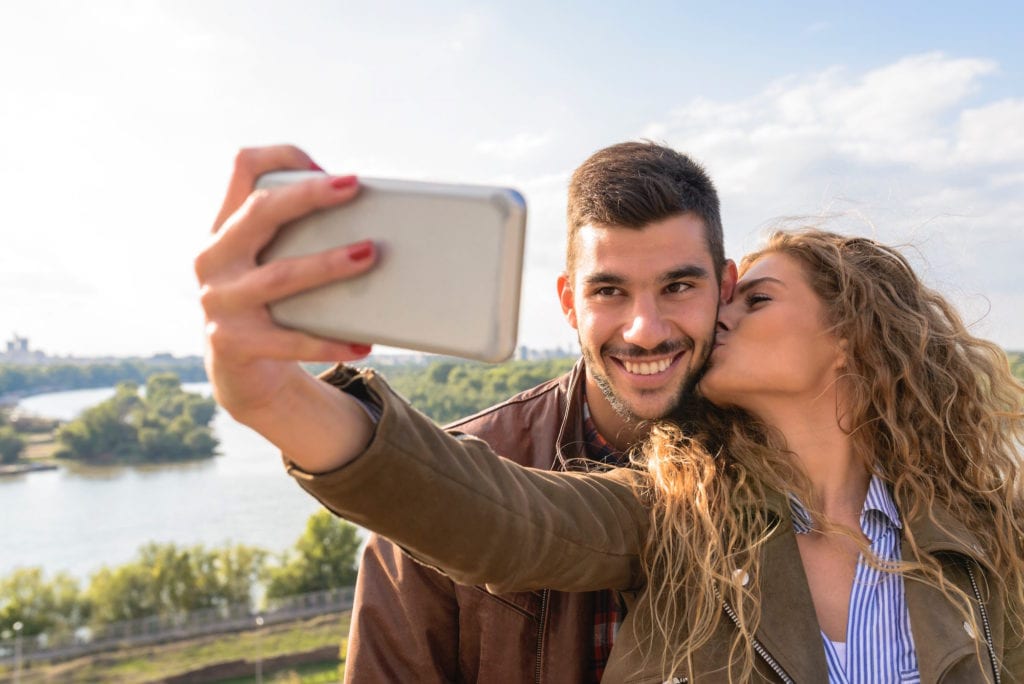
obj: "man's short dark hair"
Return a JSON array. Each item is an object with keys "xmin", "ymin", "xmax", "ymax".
[{"xmin": 566, "ymin": 141, "xmax": 725, "ymax": 277}]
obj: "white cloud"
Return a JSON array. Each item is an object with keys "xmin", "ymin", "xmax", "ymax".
[
  {"xmin": 644, "ymin": 52, "xmax": 1024, "ymax": 348},
  {"xmin": 956, "ymin": 99, "xmax": 1024, "ymax": 164},
  {"xmin": 476, "ymin": 132, "xmax": 553, "ymax": 160}
]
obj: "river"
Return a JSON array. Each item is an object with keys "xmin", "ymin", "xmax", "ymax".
[{"xmin": 3, "ymin": 384, "xmax": 326, "ymax": 580}]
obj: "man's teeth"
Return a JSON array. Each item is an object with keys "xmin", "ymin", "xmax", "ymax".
[{"xmin": 623, "ymin": 358, "xmax": 672, "ymax": 375}]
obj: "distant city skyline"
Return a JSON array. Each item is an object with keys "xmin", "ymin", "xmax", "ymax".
[
  {"xmin": 2, "ymin": 2, "xmax": 1022, "ymax": 357},
  {"xmin": 0, "ymin": 332, "xmax": 581, "ymax": 365}
]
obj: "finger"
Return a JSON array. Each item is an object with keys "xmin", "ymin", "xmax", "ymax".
[
  {"xmin": 218, "ymin": 174, "xmax": 361, "ymax": 266},
  {"xmin": 211, "ymin": 145, "xmax": 324, "ymax": 234},
  {"xmin": 196, "ymin": 174, "xmax": 360, "ymax": 281},
  {"xmin": 206, "ymin": 317, "xmax": 372, "ymax": 363},
  {"xmin": 212, "ymin": 240, "xmax": 378, "ymax": 309}
]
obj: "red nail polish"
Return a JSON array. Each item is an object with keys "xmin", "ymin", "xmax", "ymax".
[
  {"xmin": 350, "ymin": 344, "xmax": 373, "ymax": 356},
  {"xmin": 309, "ymin": 161, "xmax": 325, "ymax": 172},
  {"xmin": 330, "ymin": 175, "xmax": 358, "ymax": 190},
  {"xmin": 348, "ymin": 241, "xmax": 373, "ymax": 261}
]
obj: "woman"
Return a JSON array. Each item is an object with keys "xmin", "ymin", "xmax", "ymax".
[{"xmin": 289, "ymin": 229, "xmax": 1024, "ymax": 681}]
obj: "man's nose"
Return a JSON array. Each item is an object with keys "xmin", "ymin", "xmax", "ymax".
[{"xmin": 622, "ymin": 295, "xmax": 671, "ymax": 349}]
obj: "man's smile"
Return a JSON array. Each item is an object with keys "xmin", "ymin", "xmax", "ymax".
[{"xmin": 610, "ymin": 351, "xmax": 685, "ymax": 377}]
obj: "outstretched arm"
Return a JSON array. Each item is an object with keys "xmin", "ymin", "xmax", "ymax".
[{"xmin": 286, "ymin": 366, "xmax": 648, "ymax": 594}]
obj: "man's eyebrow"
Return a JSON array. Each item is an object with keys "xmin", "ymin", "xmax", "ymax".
[
  {"xmin": 736, "ymin": 276, "xmax": 785, "ymax": 295},
  {"xmin": 583, "ymin": 272, "xmax": 626, "ymax": 286},
  {"xmin": 662, "ymin": 265, "xmax": 710, "ymax": 282},
  {"xmin": 583, "ymin": 265, "xmax": 711, "ymax": 287}
]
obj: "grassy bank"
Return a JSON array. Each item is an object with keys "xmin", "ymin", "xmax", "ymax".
[{"xmin": 3, "ymin": 612, "xmax": 350, "ymax": 683}]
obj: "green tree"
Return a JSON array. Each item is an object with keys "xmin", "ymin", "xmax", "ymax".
[
  {"xmin": 386, "ymin": 357, "xmax": 576, "ymax": 424},
  {"xmin": 0, "ymin": 568, "xmax": 85, "ymax": 637},
  {"xmin": 55, "ymin": 383, "xmax": 141, "ymax": 461},
  {"xmin": 1010, "ymin": 351, "xmax": 1024, "ymax": 382},
  {"xmin": 54, "ymin": 375, "xmax": 217, "ymax": 463},
  {"xmin": 85, "ymin": 556, "xmax": 159, "ymax": 623},
  {"xmin": 266, "ymin": 510, "xmax": 361, "ymax": 598},
  {"xmin": 0, "ymin": 424, "xmax": 26, "ymax": 463},
  {"xmin": 85, "ymin": 542, "xmax": 268, "ymax": 624}
]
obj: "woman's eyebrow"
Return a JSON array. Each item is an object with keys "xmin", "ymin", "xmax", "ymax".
[{"xmin": 736, "ymin": 276, "xmax": 785, "ymax": 295}]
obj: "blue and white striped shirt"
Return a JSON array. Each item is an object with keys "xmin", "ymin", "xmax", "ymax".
[{"xmin": 789, "ymin": 475, "xmax": 920, "ymax": 683}]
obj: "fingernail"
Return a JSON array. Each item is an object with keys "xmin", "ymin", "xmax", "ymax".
[
  {"xmin": 350, "ymin": 344, "xmax": 373, "ymax": 356},
  {"xmin": 348, "ymin": 241, "xmax": 374, "ymax": 261},
  {"xmin": 309, "ymin": 161, "xmax": 325, "ymax": 172},
  {"xmin": 330, "ymin": 175, "xmax": 358, "ymax": 190}
]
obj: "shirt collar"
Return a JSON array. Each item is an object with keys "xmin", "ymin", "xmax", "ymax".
[
  {"xmin": 789, "ymin": 473, "xmax": 902, "ymax": 535},
  {"xmin": 581, "ymin": 395, "xmax": 627, "ymax": 466}
]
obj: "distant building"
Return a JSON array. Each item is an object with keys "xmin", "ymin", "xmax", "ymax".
[
  {"xmin": 515, "ymin": 345, "xmax": 576, "ymax": 361},
  {"xmin": 1, "ymin": 334, "xmax": 46, "ymax": 364},
  {"xmin": 6, "ymin": 334, "xmax": 28, "ymax": 355}
]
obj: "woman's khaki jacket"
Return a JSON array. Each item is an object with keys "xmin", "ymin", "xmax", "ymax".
[{"xmin": 287, "ymin": 369, "xmax": 1024, "ymax": 683}]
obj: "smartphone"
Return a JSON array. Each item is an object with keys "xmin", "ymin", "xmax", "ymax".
[{"xmin": 255, "ymin": 171, "xmax": 526, "ymax": 363}]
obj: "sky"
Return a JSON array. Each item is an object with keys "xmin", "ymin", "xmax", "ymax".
[{"xmin": 1, "ymin": 1, "xmax": 1022, "ymax": 358}]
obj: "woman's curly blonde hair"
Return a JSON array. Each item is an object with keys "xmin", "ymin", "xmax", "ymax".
[{"xmin": 630, "ymin": 228, "xmax": 1024, "ymax": 680}]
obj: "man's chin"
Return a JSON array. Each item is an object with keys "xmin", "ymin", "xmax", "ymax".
[{"xmin": 614, "ymin": 388, "xmax": 687, "ymax": 423}]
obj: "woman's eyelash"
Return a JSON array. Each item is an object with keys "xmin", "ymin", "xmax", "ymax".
[{"xmin": 745, "ymin": 293, "xmax": 771, "ymax": 306}]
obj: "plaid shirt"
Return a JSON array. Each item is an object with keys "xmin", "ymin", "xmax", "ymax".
[{"xmin": 581, "ymin": 399, "xmax": 627, "ymax": 682}]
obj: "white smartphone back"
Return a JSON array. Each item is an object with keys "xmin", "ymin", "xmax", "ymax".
[{"xmin": 255, "ymin": 171, "xmax": 526, "ymax": 362}]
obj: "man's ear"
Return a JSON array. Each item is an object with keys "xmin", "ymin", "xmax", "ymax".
[
  {"xmin": 719, "ymin": 259, "xmax": 738, "ymax": 303},
  {"xmin": 835, "ymin": 338, "xmax": 849, "ymax": 371},
  {"xmin": 557, "ymin": 273, "xmax": 579, "ymax": 330}
]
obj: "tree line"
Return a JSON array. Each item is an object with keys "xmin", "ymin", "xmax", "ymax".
[
  {"xmin": 379, "ymin": 357, "xmax": 577, "ymax": 424},
  {"xmin": 0, "ymin": 510, "xmax": 359, "ymax": 639},
  {"xmin": 0, "ymin": 358, "xmax": 207, "ymax": 398}
]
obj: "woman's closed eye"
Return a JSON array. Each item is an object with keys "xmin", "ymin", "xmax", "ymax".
[{"xmin": 745, "ymin": 292, "xmax": 771, "ymax": 308}]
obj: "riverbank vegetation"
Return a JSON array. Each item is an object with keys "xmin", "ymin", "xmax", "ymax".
[
  {"xmin": 0, "ymin": 510, "xmax": 359, "ymax": 640},
  {"xmin": 0, "ymin": 357, "xmax": 207, "ymax": 399},
  {"xmin": 1011, "ymin": 350, "xmax": 1023, "ymax": 379},
  {"xmin": 53, "ymin": 374, "xmax": 218, "ymax": 464},
  {"xmin": 380, "ymin": 357, "xmax": 577, "ymax": 424}
]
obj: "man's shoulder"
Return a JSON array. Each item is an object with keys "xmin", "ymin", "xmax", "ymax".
[
  {"xmin": 445, "ymin": 370, "xmax": 572, "ymax": 432},
  {"xmin": 442, "ymin": 361, "xmax": 584, "ymax": 464}
]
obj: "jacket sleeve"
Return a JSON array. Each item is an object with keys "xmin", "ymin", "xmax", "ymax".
[
  {"xmin": 285, "ymin": 368, "xmax": 649, "ymax": 594},
  {"xmin": 344, "ymin": 534, "xmax": 459, "ymax": 684}
]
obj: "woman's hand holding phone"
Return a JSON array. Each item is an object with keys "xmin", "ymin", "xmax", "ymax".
[{"xmin": 195, "ymin": 145, "xmax": 377, "ymax": 473}]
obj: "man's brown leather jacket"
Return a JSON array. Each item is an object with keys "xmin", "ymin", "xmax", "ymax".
[{"xmin": 343, "ymin": 359, "xmax": 616, "ymax": 683}]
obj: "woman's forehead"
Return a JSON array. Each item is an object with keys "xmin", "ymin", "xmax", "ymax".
[{"xmin": 738, "ymin": 252, "xmax": 803, "ymax": 280}]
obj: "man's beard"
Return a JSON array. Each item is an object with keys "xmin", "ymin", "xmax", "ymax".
[{"xmin": 581, "ymin": 336, "xmax": 712, "ymax": 423}]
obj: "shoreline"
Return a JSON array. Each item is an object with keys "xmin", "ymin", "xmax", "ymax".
[{"xmin": 0, "ymin": 461, "xmax": 58, "ymax": 477}]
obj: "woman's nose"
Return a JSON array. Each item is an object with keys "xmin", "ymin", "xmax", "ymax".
[{"xmin": 716, "ymin": 299, "xmax": 741, "ymax": 332}]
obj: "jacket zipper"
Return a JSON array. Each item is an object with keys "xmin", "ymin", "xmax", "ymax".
[
  {"xmin": 715, "ymin": 585, "xmax": 794, "ymax": 683},
  {"xmin": 965, "ymin": 561, "xmax": 1001, "ymax": 684},
  {"xmin": 534, "ymin": 589, "xmax": 550, "ymax": 684}
]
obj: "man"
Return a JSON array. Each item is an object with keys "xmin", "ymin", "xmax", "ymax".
[{"xmin": 196, "ymin": 141, "xmax": 736, "ymax": 682}]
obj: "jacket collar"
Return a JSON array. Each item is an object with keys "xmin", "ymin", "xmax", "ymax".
[
  {"xmin": 760, "ymin": 485, "xmax": 989, "ymax": 568},
  {"xmin": 751, "ymin": 486, "xmax": 991, "ymax": 682},
  {"xmin": 903, "ymin": 497, "xmax": 990, "ymax": 570},
  {"xmin": 554, "ymin": 357, "xmax": 589, "ymax": 470}
]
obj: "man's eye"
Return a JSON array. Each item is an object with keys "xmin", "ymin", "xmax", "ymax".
[
  {"xmin": 665, "ymin": 282, "xmax": 692, "ymax": 294},
  {"xmin": 594, "ymin": 286, "xmax": 621, "ymax": 297}
]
